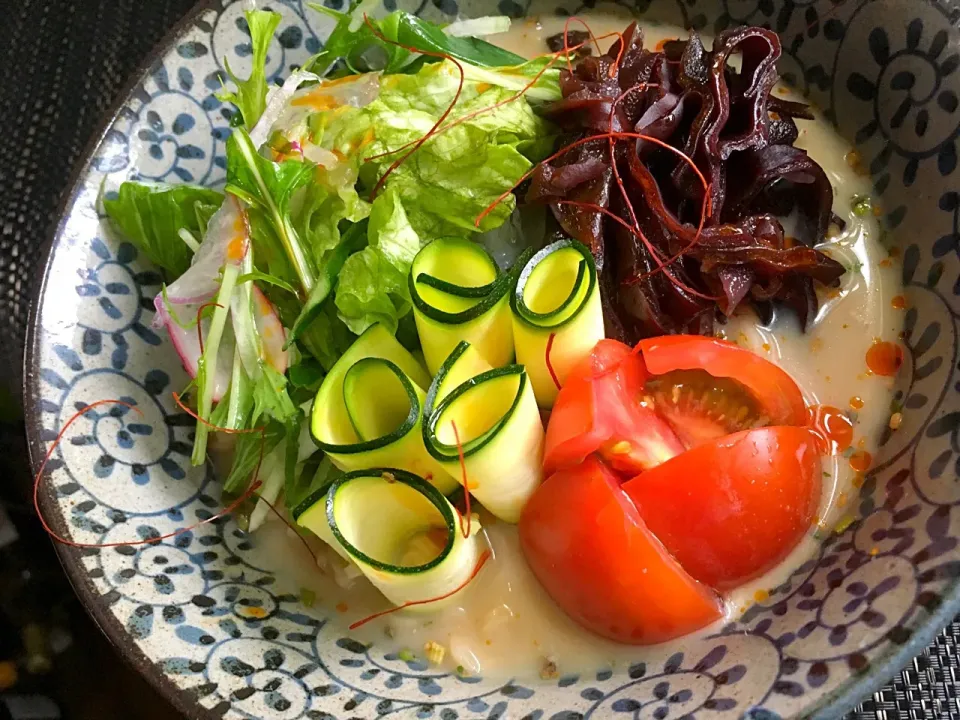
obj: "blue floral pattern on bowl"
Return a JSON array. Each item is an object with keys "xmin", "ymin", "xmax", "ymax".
[{"xmin": 25, "ymin": 0, "xmax": 960, "ymax": 717}]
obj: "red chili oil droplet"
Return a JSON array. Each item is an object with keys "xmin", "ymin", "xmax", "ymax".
[
  {"xmin": 865, "ymin": 340, "xmax": 903, "ymax": 377},
  {"xmin": 849, "ymin": 450, "xmax": 873, "ymax": 473},
  {"xmin": 807, "ymin": 404, "xmax": 854, "ymax": 454},
  {"xmin": 891, "ymin": 295, "xmax": 906, "ymax": 310}
]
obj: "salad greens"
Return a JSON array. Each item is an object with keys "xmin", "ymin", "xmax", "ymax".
[
  {"xmin": 103, "ymin": 183, "xmax": 222, "ymax": 277},
  {"xmin": 307, "ymin": 5, "xmax": 526, "ymax": 76},
  {"xmin": 217, "ymin": 9, "xmax": 282, "ymax": 130},
  {"xmin": 102, "ymin": 2, "xmax": 560, "ymax": 517}
]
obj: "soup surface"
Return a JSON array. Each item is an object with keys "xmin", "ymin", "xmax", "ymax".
[{"xmin": 247, "ymin": 12, "xmax": 903, "ymax": 678}]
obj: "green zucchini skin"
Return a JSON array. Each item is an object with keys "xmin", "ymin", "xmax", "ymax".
[
  {"xmin": 510, "ymin": 237, "xmax": 604, "ymax": 408},
  {"xmin": 410, "ymin": 238, "xmax": 515, "ymax": 375},
  {"xmin": 310, "ymin": 324, "xmax": 457, "ymax": 493},
  {"xmin": 295, "ymin": 467, "xmax": 482, "ymax": 609}
]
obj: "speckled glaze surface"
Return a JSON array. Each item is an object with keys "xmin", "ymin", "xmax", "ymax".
[{"xmin": 23, "ymin": 0, "xmax": 960, "ymax": 717}]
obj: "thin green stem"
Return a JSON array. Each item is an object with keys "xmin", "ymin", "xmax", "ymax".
[{"xmin": 192, "ymin": 262, "xmax": 241, "ymax": 466}]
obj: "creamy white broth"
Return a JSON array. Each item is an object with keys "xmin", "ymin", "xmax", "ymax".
[{"xmin": 248, "ymin": 14, "xmax": 903, "ymax": 678}]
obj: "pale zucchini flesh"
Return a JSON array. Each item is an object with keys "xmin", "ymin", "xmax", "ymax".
[
  {"xmin": 424, "ymin": 342, "xmax": 544, "ymax": 523},
  {"xmin": 410, "ymin": 238, "xmax": 514, "ymax": 375},
  {"xmin": 511, "ymin": 238, "xmax": 604, "ymax": 408},
  {"xmin": 295, "ymin": 468, "xmax": 482, "ymax": 610},
  {"xmin": 311, "ymin": 325, "xmax": 457, "ymax": 493}
]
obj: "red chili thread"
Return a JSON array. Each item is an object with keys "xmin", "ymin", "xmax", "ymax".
[
  {"xmin": 194, "ymin": 302, "xmax": 224, "ymax": 355},
  {"xmin": 348, "ymin": 549, "xmax": 492, "ymax": 630},
  {"xmin": 363, "ymin": 16, "xmax": 465, "ymax": 198},
  {"xmin": 34, "ymin": 399, "xmax": 265, "ymax": 548},
  {"xmin": 804, "ymin": 0, "xmax": 848, "ymax": 33},
  {"xmin": 545, "ymin": 332, "xmax": 561, "ymax": 391},
  {"xmin": 172, "ymin": 391, "xmax": 267, "ymax": 436},
  {"xmin": 362, "ymin": 33, "xmax": 623, "ymax": 165},
  {"xmin": 450, "ymin": 420, "xmax": 472, "ymax": 540},
  {"xmin": 605, "ymin": 85, "xmax": 666, "ymax": 267},
  {"xmin": 554, "ymin": 200, "xmax": 721, "ymax": 302},
  {"xmin": 604, "ymin": 84, "xmax": 711, "ymax": 285},
  {"xmin": 562, "ymin": 17, "xmax": 599, "ymax": 72},
  {"xmin": 475, "ymin": 130, "xmax": 711, "ymax": 227},
  {"xmin": 367, "ymin": 53, "xmax": 563, "ymax": 164},
  {"xmin": 257, "ymin": 494, "xmax": 319, "ymax": 566}
]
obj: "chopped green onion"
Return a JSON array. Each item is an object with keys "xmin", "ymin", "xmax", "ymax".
[
  {"xmin": 177, "ymin": 228, "xmax": 201, "ymax": 252},
  {"xmin": 300, "ymin": 588, "xmax": 316, "ymax": 608},
  {"xmin": 851, "ymin": 194, "xmax": 873, "ymax": 217}
]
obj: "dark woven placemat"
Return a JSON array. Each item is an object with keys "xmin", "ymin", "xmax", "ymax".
[{"xmin": 2, "ymin": 1, "xmax": 959, "ymax": 718}]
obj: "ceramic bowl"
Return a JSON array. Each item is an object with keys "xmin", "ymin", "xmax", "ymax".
[{"xmin": 24, "ymin": 0, "xmax": 960, "ymax": 717}]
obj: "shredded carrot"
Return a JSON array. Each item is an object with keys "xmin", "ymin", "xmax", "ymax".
[{"xmin": 348, "ymin": 550, "xmax": 492, "ymax": 630}]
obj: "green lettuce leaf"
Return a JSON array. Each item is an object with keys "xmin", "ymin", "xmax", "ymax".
[
  {"xmin": 327, "ymin": 191, "xmax": 418, "ymax": 335},
  {"xmin": 253, "ymin": 363, "xmax": 298, "ymax": 424},
  {"xmin": 297, "ymin": 296, "xmax": 355, "ymax": 370},
  {"xmin": 364, "ymin": 63, "xmax": 554, "ymax": 233},
  {"xmin": 287, "ymin": 357, "xmax": 325, "ymax": 391},
  {"xmin": 335, "ymin": 245, "xmax": 410, "ymax": 334},
  {"xmin": 367, "ymin": 187, "xmax": 421, "ymax": 269},
  {"xmin": 286, "ymin": 218, "xmax": 368, "ymax": 348},
  {"xmin": 217, "ymin": 10, "xmax": 281, "ymax": 130},
  {"xmin": 103, "ymin": 182, "xmax": 223, "ymax": 277},
  {"xmin": 308, "ymin": 5, "xmax": 411, "ymax": 76},
  {"xmin": 290, "ymin": 157, "xmax": 371, "ymax": 264}
]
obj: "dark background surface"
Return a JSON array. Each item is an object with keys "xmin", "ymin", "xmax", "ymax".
[{"xmin": 0, "ymin": 0, "xmax": 958, "ymax": 717}]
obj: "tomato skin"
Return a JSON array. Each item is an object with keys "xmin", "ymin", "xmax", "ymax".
[
  {"xmin": 622, "ymin": 426, "xmax": 821, "ymax": 590},
  {"xmin": 638, "ymin": 336, "xmax": 807, "ymax": 427},
  {"xmin": 519, "ymin": 456, "xmax": 723, "ymax": 644},
  {"xmin": 543, "ymin": 340, "xmax": 685, "ymax": 475}
]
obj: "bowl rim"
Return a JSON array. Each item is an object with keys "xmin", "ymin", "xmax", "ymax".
[
  {"xmin": 22, "ymin": 1, "xmax": 219, "ymax": 718},
  {"xmin": 21, "ymin": 1, "xmax": 956, "ymax": 718}
]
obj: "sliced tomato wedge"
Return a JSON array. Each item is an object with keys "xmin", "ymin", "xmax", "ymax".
[
  {"xmin": 637, "ymin": 336, "xmax": 807, "ymax": 448},
  {"xmin": 519, "ymin": 456, "xmax": 722, "ymax": 644},
  {"xmin": 543, "ymin": 340, "xmax": 685, "ymax": 475},
  {"xmin": 622, "ymin": 426, "xmax": 821, "ymax": 590}
]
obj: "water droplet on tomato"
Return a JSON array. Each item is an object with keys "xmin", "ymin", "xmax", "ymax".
[{"xmin": 865, "ymin": 341, "xmax": 903, "ymax": 377}]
